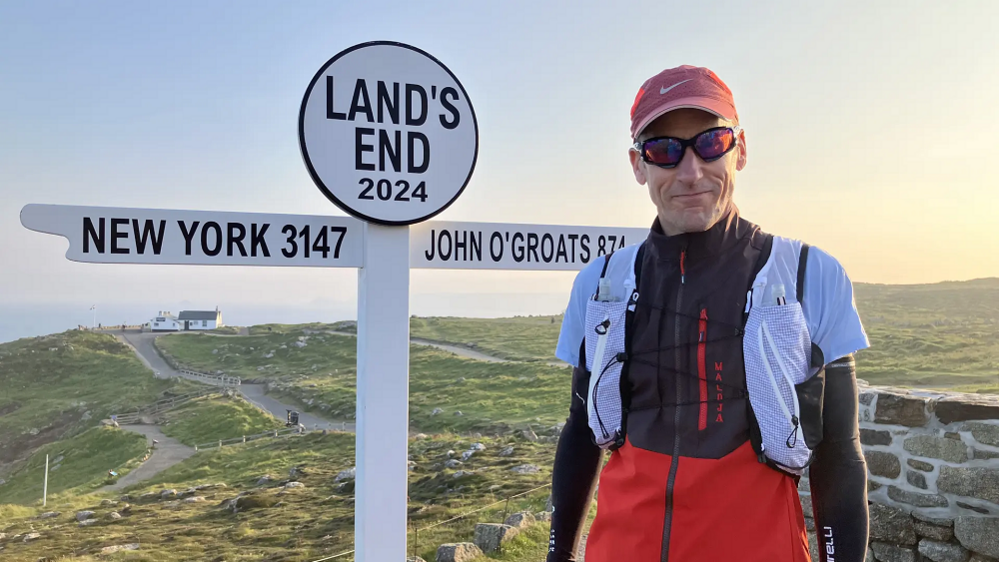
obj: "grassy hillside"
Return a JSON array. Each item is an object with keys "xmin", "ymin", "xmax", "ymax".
[
  {"xmin": 159, "ymin": 332, "xmax": 571, "ymax": 434},
  {"xmin": 853, "ymin": 279, "xmax": 999, "ymax": 390},
  {"xmin": 0, "ymin": 331, "xmax": 178, "ymax": 468},
  {"xmin": 0, "ymin": 432, "xmax": 554, "ymax": 562},
  {"xmin": 159, "ymin": 394, "xmax": 284, "ymax": 446},
  {"xmin": 0, "ymin": 426, "xmax": 148, "ymax": 506}
]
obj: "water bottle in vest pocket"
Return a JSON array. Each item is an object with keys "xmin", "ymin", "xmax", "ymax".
[
  {"xmin": 743, "ymin": 290, "xmax": 817, "ymax": 474},
  {"xmin": 583, "ymin": 298, "xmax": 629, "ymax": 449}
]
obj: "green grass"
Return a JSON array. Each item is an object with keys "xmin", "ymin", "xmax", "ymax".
[
  {"xmin": 0, "ymin": 432, "xmax": 555, "ymax": 561},
  {"xmin": 409, "ymin": 316, "xmax": 563, "ymax": 363},
  {"xmin": 159, "ymin": 331, "xmax": 571, "ymax": 434},
  {"xmin": 159, "ymin": 395, "xmax": 284, "ymax": 446},
  {"xmin": 0, "ymin": 426, "xmax": 148, "ymax": 505},
  {"xmin": 0, "ymin": 330, "xmax": 179, "ymax": 467}
]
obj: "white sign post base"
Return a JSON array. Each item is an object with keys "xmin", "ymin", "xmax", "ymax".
[{"xmin": 355, "ymin": 222, "xmax": 411, "ymax": 561}]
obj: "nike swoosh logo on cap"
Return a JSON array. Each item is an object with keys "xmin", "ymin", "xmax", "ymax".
[{"xmin": 660, "ymin": 79, "xmax": 691, "ymax": 95}]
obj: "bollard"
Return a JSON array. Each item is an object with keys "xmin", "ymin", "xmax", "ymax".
[
  {"xmin": 243, "ymin": 435, "xmax": 246, "ymax": 443},
  {"xmin": 195, "ymin": 444, "xmax": 198, "ymax": 451},
  {"xmin": 219, "ymin": 440, "xmax": 223, "ymax": 449}
]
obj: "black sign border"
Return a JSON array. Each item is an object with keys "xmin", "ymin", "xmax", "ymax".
[{"xmin": 298, "ymin": 41, "xmax": 479, "ymax": 227}]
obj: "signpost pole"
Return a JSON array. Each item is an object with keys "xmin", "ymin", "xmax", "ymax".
[{"xmin": 355, "ymin": 222, "xmax": 411, "ymax": 562}]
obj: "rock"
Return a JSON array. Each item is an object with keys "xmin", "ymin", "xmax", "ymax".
[
  {"xmin": 407, "ymin": 558, "xmax": 426, "ymax": 562},
  {"xmin": 906, "ymin": 470, "xmax": 928, "ymax": 489},
  {"xmin": 293, "ymin": 340, "xmax": 307, "ymax": 348},
  {"xmin": 75, "ymin": 510, "xmax": 96, "ymax": 522},
  {"xmin": 469, "ymin": 443, "xmax": 486, "ymax": 451},
  {"xmin": 234, "ymin": 494, "xmax": 279, "ymax": 511},
  {"xmin": 800, "ymin": 494, "xmax": 812, "ymax": 516},
  {"xmin": 957, "ymin": 501, "xmax": 991, "ymax": 515},
  {"xmin": 160, "ymin": 488, "xmax": 178, "ymax": 499},
  {"xmin": 914, "ymin": 512, "xmax": 955, "ymax": 527},
  {"xmin": 936, "ymin": 395, "xmax": 999, "ymax": 424},
  {"xmin": 461, "ymin": 450, "xmax": 475, "ymax": 461},
  {"xmin": 974, "ymin": 449, "xmax": 999, "ymax": 460},
  {"xmin": 445, "ymin": 459, "xmax": 463, "ymax": 469},
  {"xmin": 970, "ymin": 555, "xmax": 999, "ymax": 562},
  {"xmin": 78, "ymin": 519, "xmax": 98, "ymax": 526},
  {"xmin": 887, "ymin": 485, "xmax": 948, "ymax": 508},
  {"xmin": 408, "ymin": 460, "xmax": 417, "ymax": 471},
  {"xmin": 499, "ymin": 446, "xmax": 515, "ymax": 457},
  {"xmin": 473, "ymin": 523, "xmax": 519, "ymax": 553},
  {"xmin": 915, "ymin": 520, "xmax": 954, "ymax": 541},
  {"xmin": 432, "ymin": 408, "xmax": 444, "ymax": 416},
  {"xmin": 967, "ymin": 422, "xmax": 999, "ymax": 447},
  {"xmin": 865, "ymin": 450, "xmax": 902, "ymax": 478},
  {"xmin": 504, "ymin": 511, "xmax": 536, "ymax": 529},
  {"xmin": 436, "ymin": 542, "xmax": 483, "ymax": 562},
  {"xmin": 908, "ymin": 459, "xmax": 934, "ymax": 472},
  {"xmin": 904, "ymin": 435, "xmax": 969, "ymax": 463},
  {"xmin": 106, "ymin": 511, "xmax": 122, "ymax": 520},
  {"xmin": 510, "ymin": 464, "xmax": 540, "ymax": 474},
  {"xmin": 939, "ymin": 466, "xmax": 999, "ymax": 504},
  {"xmin": 445, "ymin": 450, "xmax": 457, "ymax": 458},
  {"xmin": 284, "ymin": 482, "xmax": 305, "ymax": 489},
  {"xmin": 37, "ymin": 511, "xmax": 60, "ymax": 519},
  {"xmin": 522, "ymin": 428, "xmax": 539, "ymax": 442},
  {"xmin": 257, "ymin": 475, "xmax": 273, "ymax": 486},
  {"xmin": 335, "ymin": 468, "xmax": 356, "ymax": 482},
  {"xmin": 956, "ymin": 517, "xmax": 999, "ymax": 557},
  {"xmin": 100, "ymin": 543, "xmax": 140, "ymax": 554},
  {"xmin": 918, "ymin": 539, "xmax": 969, "ymax": 562},
  {"xmin": 100, "ymin": 499, "xmax": 118, "ymax": 507},
  {"xmin": 861, "ymin": 429, "xmax": 893, "ymax": 446},
  {"xmin": 871, "ymin": 542, "xmax": 918, "ymax": 562},
  {"xmin": 454, "ymin": 411, "xmax": 463, "ymax": 416},
  {"xmin": 870, "ymin": 481, "xmax": 883, "ymax": 492},
  {"xmin": 183, "ymin": 496, "xmax": 207, "ymax": 503},
  {"xmin": 453, "ymin": 470, "xmax": 473, "ymax": 479},
  {"xmin": 22, "ymin": 533, "xmax": 41, "ymax": 542},
  {"xmin": 875, "ymin": 393, "xmax": 931, "ymax": 426},
  {"xmin": 869, "ymin": 503, "xmax": 917, "ymax": 545},
  {"xmin": 414, "ymin": 433, "xmax": 429, "ymax": 440}
]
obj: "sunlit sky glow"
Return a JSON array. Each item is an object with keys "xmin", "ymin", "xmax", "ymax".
[{"xmin": 1, "ymin": 1, "xmax": 997, "ymax": 340}]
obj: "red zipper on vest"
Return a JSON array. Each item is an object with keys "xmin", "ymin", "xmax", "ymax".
[{"xmin": 697, "ymin": 307, "xmax": 708, "ymax": 431}]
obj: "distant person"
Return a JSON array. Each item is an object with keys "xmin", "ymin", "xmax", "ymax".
[{"xmin": 547, "ymin": 66, "xmax": 869, "ymax": 562}]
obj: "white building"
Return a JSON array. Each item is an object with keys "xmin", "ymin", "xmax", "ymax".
[
  {"xmin": 147, "ymin": 311, "xmax": 181, "ymax": 332},
  {"xmin": 177, "ymin": 309, "xmax": 223, "ymax": 331}
]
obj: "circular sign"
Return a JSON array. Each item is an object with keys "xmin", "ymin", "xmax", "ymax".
[{"xmin": 299, "ymin": 41, "xmax": 479, "ymax": 226}]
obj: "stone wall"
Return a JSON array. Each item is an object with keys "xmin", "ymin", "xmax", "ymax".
[{"xmin": 799, "ymin": 380, "xmax": 999, "ymax": 562}]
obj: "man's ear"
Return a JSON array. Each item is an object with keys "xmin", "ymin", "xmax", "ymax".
[
  {"xmin": 629, "ymin": 148, "xmax": 648, "ymax": 185},
  {"xmin": 735, "ymin": 129, "xmax": 747, "ymax": 171}
]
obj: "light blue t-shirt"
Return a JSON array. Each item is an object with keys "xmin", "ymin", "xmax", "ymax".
[{"xmin": 555, "ymin": 242, "xmax": 870, "ymax": 368}]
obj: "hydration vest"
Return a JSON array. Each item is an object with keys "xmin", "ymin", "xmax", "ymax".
[{"xmin": 581, "ymin": 235, "xmax": 825, "ymax": 476}]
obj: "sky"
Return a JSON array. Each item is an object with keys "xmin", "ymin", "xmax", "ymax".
[{"xmin": 1, "ymin": 1, "xmax": 998, "ymax": 342}]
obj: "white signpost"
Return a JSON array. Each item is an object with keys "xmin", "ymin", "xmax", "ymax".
[
  {"xmin": 18, "ymin": 40, "xmax": 649, "ymax": 561},
  {"xmin": 298, "ymin": 41, "xmax": 478, "ymax": 562}
]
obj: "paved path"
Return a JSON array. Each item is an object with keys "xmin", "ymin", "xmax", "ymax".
[
  {"xmin": 118, "ymin": 332, "xmax": 349, "ymax": 430},
  {"xmin": 328, "ymin": 331, "xmax": 567, "ymax": 368},
  {"xmin": 102, "ymin": 425, "xmax": 194, "ymax": 491}
]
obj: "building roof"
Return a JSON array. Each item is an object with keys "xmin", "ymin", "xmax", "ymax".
[{"xmin": 177, "ymin": 310, "xmax": 219, "ymax": 321}]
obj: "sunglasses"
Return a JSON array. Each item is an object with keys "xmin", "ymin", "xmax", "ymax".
[{"xmin": 633, "ymin": 126, "xmax": 742, "ymax": 169}]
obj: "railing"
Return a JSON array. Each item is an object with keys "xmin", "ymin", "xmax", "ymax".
[
  {"xmin": 178, "ymin": 368, "xmax": 241, "ymax": 388},
  {"xmin": 112, "ymin": 387, "xmax": 219, "ymax": 424},
  {"xmin": 192, "ymin": 426, "xmax": 302, "ymax": 451}
]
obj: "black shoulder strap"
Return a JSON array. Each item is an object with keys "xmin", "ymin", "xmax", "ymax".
[
  {"xmin": 743, "ymin": 233, "xmax": 774, "ymax": 326},
  {"xmin": 797, "ymin": 243, "xmax": 810, "ymax": 303}
]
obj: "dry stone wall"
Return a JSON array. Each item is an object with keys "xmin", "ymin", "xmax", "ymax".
[{"xmin": 799, "ymin": 381, "xmax": 999, "ymax": 561}]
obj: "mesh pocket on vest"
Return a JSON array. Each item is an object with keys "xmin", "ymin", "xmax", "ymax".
[
  {"xmin": 584, "ymin": 299, "xmax": 629, "ymax": 449},
  {"xmin": 743, "ymin": 302, "xmax": 814, "ymax": 473}
]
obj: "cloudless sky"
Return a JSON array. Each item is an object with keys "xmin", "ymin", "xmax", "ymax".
[{"xmin": 1, "ymin": 1, "xmax": 997, "ymax": 341}]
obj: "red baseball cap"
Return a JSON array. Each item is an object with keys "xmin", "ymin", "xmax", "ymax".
[{"xmin": 629, "ymin": 65, "xmax": 738, "ymax": 140}]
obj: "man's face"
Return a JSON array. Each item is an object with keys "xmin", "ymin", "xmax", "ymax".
[{"xmin": 629, "ymin": 108, "xmax": 747, "ymax": 236}]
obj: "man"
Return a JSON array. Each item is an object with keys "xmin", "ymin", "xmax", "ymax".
[{"xmin": 547, "ymin": 65, "xmax": 870, "ymax": 562}]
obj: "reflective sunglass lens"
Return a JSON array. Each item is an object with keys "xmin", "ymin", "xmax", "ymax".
[
  {"xmin": 644, "ymin": 138, "xmax": 683, "ymax": 166},
  {"xmin": 694, "ymin": 128, "xmax": 735, "ymax": 161}
]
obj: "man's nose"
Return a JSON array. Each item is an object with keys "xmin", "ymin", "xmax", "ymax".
[{"xmin": 674, "ymin": 146, "xmax": 704, "ymax": 184}]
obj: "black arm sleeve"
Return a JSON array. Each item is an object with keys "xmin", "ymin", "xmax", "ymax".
[
  {"xmin": 546, "ymin": 362, "xmax": 604, "ymax": 562},
  {"xmin": 808, "ymin": 354, "xmax": 869, "ymax": 562}
]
